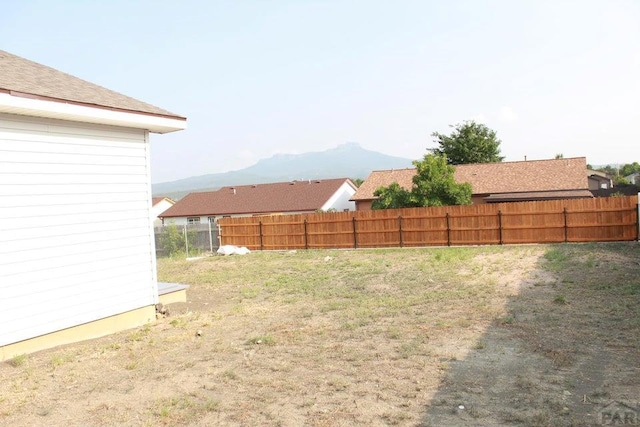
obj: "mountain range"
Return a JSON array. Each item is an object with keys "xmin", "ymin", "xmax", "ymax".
[{"xmin": 152, "ymin": 142, "xmax": 414, "ymax": 199}]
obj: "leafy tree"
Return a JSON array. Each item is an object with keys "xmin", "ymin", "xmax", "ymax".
[
  {"xmin": 620, "ymin": 162, "xmax": 640, "ymax": 177},
  {"xmin": 431, "ymin": 120, "xmax": 504, "ymax": 165},
  {"xmin": 591, "ymin": 164, "xmax": 639, "ymax": 185},
  {"xmin": 372, "ymin": 154, "xmax": 472, "ymax": 209},
  {"xmin": 351, "ymin": 178, "xmax": 364, "ymax": 187},
  {"xmin": 372, "ymin": 182, "xmax": 414, "ymax": 209},
  {"xmin": 555, "ymin": 153, "xmax": 564, "ymax": 159},
  {"xmin": 159, "ymin": 223, "xmax": 186, "ymax": 257}
]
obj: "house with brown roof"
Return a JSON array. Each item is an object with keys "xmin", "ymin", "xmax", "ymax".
[
  {"xmin": 0, "ymin": 50, "xmax": 186, "ymax": 360},
  {"xmin": 161, "ymin": 178, "xmax": 358, "ymax": 225},
  {"xmin": 351, "ymin": 157, "xmax": 592, "ymax": 210}
]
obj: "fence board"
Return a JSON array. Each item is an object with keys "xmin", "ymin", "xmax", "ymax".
[{"xmin": 218, "ymin": 195, "xmax": 639, "ymax": 250}]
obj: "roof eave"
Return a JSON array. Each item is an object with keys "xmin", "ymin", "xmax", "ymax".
[{"xmin": 0, "ymin": 92, "xmax": 186, "ymax": 133}]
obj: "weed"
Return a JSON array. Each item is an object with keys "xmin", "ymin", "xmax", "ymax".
[
  {"xmin": 246, "ymin": 335, "xmax": 276, "ymax": 345},
  {"xmin": 544, "ymin": 247, "xmax": 570, "ymax": 268},
  {"xmin": 125, "ymin": 361, "xmax": 139, "ymax": 370},
  {"xmin": 553, "ymin": 294, "xmax": 567, "ymax": 304},
  {"xmin": 387, "ymin": 327, "xmax": 402, "ymax": 340},
  {"xmin": 222, "ymin": 370, "xmax": 238, "ymax": 381},
  {"xmin": 50, "ymin": 353, "xmax": 74, "ymax": 368},
  {"xmin": 473, "ymin": 340, "xmax": 486, "ymax": 350},
  {"xmin": 8, "ymin": 354, "xmax": 27, "ymax": 368},
  {"xmin": 500, "ymin": 315, "xmax": 515, "ymax": 325}
]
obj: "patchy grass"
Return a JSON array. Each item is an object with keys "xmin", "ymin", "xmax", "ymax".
[{"xmin": 0, "ymin": 243, "xmax": 638, "ymax": 426}]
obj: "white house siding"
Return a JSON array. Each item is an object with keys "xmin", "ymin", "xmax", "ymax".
[
  {"xmin": 320, "ymin": 182, "xmax": 356, "ymax": 212},
  {"xmin": 0, "ymin": 113, "xmax": 157, "ymax": 347}
]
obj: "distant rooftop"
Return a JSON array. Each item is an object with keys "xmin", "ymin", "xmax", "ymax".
[
  {"xmin": 352, "ymin": 157, "xmax": 589, "ymax": 201},
  {"xmin": 161, "ymin": 178, "xmax": 356, "ymax": 217}
]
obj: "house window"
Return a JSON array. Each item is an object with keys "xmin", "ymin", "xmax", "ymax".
[
  {"xmin": 208, "ymin": 216, "xmax": 217, "ymax": 223},
  {"xmin": 187, "ymin": 217, "xmax": 200, "ymax": 224}
]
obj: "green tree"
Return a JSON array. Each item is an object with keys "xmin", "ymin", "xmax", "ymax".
[
  {"xmin": 160, "ymin": 223, "xmax": 185, "ymax": 257},
  {"xmin": 372, "ymin": 154, "xmax": 472, "ymax": 209},
  {"xmin": 431, "ymin": 121, "xmax": 504, "ymax": 165},
  {"xmin": 372, "ymin": 182, "xmax": 414, "ymax": 209},
  {"xmin": 620, "ymin": 162, "xmax": 640, "ymax": 177},
  {"xmin": 351, "ymin": 178, "xmax": 364, "ymax": 187}
]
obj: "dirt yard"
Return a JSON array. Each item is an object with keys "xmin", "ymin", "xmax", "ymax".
[{"xmin": 1, "ymin": 242, "xmax": 638, "ymax": 426}]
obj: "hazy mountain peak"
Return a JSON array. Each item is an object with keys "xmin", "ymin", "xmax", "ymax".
[{"xmin": 152, "ymin": 143, "xmax": 413, "ymax": 199}]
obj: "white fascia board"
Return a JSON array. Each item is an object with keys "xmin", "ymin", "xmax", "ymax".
[{"xmin": 0, "ymin": 93, "xmax": 186, "ymax": 134}]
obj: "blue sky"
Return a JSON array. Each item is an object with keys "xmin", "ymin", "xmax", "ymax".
[{"xmin": 3, "ymin": 0, "xmax": 639, "ymax": 183}]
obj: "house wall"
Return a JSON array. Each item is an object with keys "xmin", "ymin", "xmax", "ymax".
[
  {"xmin": 320, "ymin": 181, "xmax": 356, "ymax": 212},
  {"xmin": 355, "ymin": 200, "xmax": 373, "ymax": 211},
  {"xmin": 625, "ymin": 173, "xmax": 640, "ymax": 185},
  {"xmin": 588, "ymin": 176, "xmax": 612, "ymax": 190},
  {"xmin": 152, "ymin": 199, "xmax": 174, "ymax": 226},
  {"xmin": 0, "ymin": 113, "xmax": 158, "ymax": 348}
]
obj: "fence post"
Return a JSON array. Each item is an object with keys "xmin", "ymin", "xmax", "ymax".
[
  {"xmin": 184, "ymin": 225, "xmax": 189, "ymax": 255},
  {"xmin": 636, "ymin": 192, "xmax": 640, "ymax": 241},
  {"xmin": 208, "ymin": 221, "xmax": 213, "ymax": 253},
  {"xmin": 446, "ymin": 212, "xmax": 451, "ymax": 246},
  {"xmin": 498, "ymin": 210, "xmax": 503, "ymax": 245},
  {"xmin": 563, "ymin": 208, "xmax": 568, "ymax": 243},
  {"xmin": 259, "ymin": 221, "xmax": 264, "ymax": 251},
  {"xmin": 352, "ymin": 217, "xmax": 358, "ymax": 249},
  {"xmin": 304, "ymin": 219, "xmax": 309, "ymax": 249},
  {"xmin": 398, "ymin": 216, "xmax": 403, "ymax": 248}
]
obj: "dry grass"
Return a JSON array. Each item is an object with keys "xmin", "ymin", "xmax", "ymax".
[{"xmin": 0, "ymin": 243, "xmax": 638, "ymax": 426}]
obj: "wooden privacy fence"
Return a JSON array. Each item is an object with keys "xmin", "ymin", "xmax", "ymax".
[{"xmin": 218, "ymin": 195, "xmax": 639, "ymax": 250}]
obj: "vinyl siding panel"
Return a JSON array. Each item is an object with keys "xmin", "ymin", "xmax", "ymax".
[{"xmin": 0, "ymin": 113, "xmax": 157, "ymax": 346}]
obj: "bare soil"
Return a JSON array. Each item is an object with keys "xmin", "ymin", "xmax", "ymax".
[{"xmin": 1, "ymin": 242, "xmax": 638, "ymax": 426}]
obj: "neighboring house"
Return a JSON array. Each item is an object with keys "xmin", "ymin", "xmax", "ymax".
[
  {"xmin": 151, "ymin": 197, "xmax": 175, "ymax": 226},
  {"xmin": 625, "ymin": 172, "xmax": 640, "ymax": 185},
  {"xmin": 351, "ymin": 157, "xmax": 592, "ymax": 210},
  {"xmin": 160, "ymin": 178, "xmax": 357, "ymax": 225},
  {"xmin": 587, "ymin": 169, "xmax": 613, "ymax": 190},
  {"xmin": 588, "ymin": 169, "xmax": 613, "ymax": 190},
  {"xmin": 0, "ymin": 50, "xmax": 186, "ymax": 359}
]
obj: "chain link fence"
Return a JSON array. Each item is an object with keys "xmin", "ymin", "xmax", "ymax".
[{"xmin": 154, "ymin": 223, "xmax": 220, "ymax": 257}]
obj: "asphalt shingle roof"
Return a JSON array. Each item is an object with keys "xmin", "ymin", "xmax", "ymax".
[
  {"xmin": 0, "ymin": 50, "xmax": 184, "ymax": 119},
  {"xmin": 161, "ymin": 178, "xmax": 356, "ymax": 217},
  {"xmin": 351, "ymin": 157, "xmax": 589, "ymax": 201}
]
